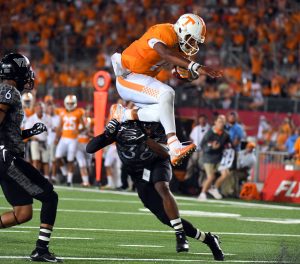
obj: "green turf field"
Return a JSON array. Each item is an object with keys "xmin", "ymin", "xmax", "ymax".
[{"xmin": 0, "ymin": 186, "xmax": 299, "ymax": 263}]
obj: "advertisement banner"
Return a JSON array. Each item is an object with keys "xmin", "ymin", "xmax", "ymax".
[{"xmin": 262, "ymin": 169, "xmax": 300, "ymax": 203}]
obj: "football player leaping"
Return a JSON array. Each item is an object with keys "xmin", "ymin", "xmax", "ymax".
[
  {"xmin": 86, "ymin": 119, "xmax": 224, "ymax": 261},
  {"xmin": 110, "ymin": 13, "xmax": 222, "ymax": 166},
  {"xmin": 0, "ymin": 53, "xmax": 61, "ymax": 262}
]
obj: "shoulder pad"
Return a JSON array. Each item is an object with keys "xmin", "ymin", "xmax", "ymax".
[{"xmin": 0, "ymin": 84, "xmax": 20, "ymax": 106}]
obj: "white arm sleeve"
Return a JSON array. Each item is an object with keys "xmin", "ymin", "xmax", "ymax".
[{"xmin": 148, "ymin": 38, "xmax": 166, "ymax": 49}]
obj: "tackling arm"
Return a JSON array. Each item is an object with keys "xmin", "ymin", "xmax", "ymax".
[
  {"xmin": 145, "ymin": 138, "xmax": 169, "ymax": 159},
  {"xmin": 153, "ymin": 42, "xmax": 223, "ymax": 79},
  {"xmin": 86, "ymin": 133, "xmax": 115, "ymax": 154}
]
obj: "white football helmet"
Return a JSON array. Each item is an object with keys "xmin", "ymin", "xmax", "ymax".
[
  {"xmin": 21, "ymin": 92, "xmax": 33, "ymax": 108},
  {"xmin": 174, "ymin": 13, "xmax": 206, "ymax": 56},
  {"xmin": 64, "ymin": 95, "xmax": 77, "ymax": 112}
]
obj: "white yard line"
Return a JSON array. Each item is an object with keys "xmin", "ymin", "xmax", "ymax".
[
  {"xmin": 53, "ymin": 186, "xmax": 300, "ymax": 211},
  {"xmin": 13, "ymin": 226, "xmax": 300, "ymax": 238},
  {"xmin": 52, "ymin": 237, "xmax": 94, "ymax": 240},
  {"xmin": 0, "ymin": 230, "xmax": 30, "ymax": 233},
  {"xmin": 0, "ymin": 256, "xmax": 293, "ymax": 263},
  {"xmin": 118, "ymin": 244, "xmax": 164, "ymax": 248},
  {"xmin": 190, "ymin": 252, "xmax": 236, "ymax": 256}
]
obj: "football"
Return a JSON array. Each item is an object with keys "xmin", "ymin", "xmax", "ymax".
[{"xmin": 171, "ymin": 66, "xmax": 194, "ymax": 81}]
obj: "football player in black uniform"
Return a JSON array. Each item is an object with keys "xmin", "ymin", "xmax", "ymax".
[
  {"xmin": 0, "ymin": 53, "xmax": 62, "ymax": 262},
  {"xmin": 86, "ymin": 119, "xmax": 224, "ymax": 261}
]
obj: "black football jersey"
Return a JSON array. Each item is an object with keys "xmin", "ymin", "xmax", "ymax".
[
  {"xmin": 0, "ymin": 83, "xmax": 25, "ymax": 155},
  {"xmin": 116, "ymin": 121, "xmax": 167, "ymax": 170}
]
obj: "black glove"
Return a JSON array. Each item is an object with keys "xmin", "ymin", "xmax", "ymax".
[
  {"xmin": 105, "ymin": 119, "xmax": 120, "ymax": 137},
  {"xmin": 22, "ymin": 123, "xmax": 48, "ymax": 139},
  {"xmin": 31, "ymin": 122, "xmax": 47, "ymax": 135},
  {"xmin": 0, "ymin": 145, "xmax": 15, "ymax": 174}
]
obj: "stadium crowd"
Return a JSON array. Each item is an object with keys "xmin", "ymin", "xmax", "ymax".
[{"xmin": 1, "ymin": 0, "xmax": 300, "ymax": 110}]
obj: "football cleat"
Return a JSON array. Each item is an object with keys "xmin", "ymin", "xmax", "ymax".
[
  {"xmin": 170, "ymin": 143, "xmax": 196, "ymax": 166},
  {"xmin": 109, "ymin": 104, "xmax": 126, "ymax": 123},
  {"xmin": 30, "ymin": 248, "xmax": 62, "ymax": 262},
  {"xmin": 203, "ymin": 232, "xmax": 224, "ymax": 261},
  {"xmin": 176, "ymin": 231, "xmax": 189, "ymax": 253}
]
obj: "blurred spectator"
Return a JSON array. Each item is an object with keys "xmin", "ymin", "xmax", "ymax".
[
  {"xmin": 225, "ymin": 111, "xmax": 245, "ymax": 151},
  {"xmin": 249, "ymin": 81, "xmax": 264, "ymax": 110},
  {"xmin": 285, "ymin": 128, "xmax": 299, "ymax": 155},
  {"xmin": 257, "ymin": 115, "xmax": 271, "ymax": 141},
  {"xmin": 103, "ymin": 144, "xmax": 122, "ymax": 190},
  {"xmin": 221, "ymin": 141, "xmax": 256, "ymax": 197},
  {"xmin": 25, "ymin": 102, "xmax": 52, "ymax": 180},
  {"xmin": 184, "ymin": 115, "xmax": 210, "ymax": 182},
  {"xmin": 197, "ymin": 115, "xmax": 232, "ymax": 201}
]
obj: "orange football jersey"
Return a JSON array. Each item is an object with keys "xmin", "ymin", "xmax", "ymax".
[
  {"xmin": 60, "ymin": 108, "xmax": 83, "ymax": 139},
  {"xmin": 121, "ymin": 23, "xmax": 178, "ymax": 77},
  {"xmin": 78, "ymin": 117, "xmax": 94, "ymax": 144}
]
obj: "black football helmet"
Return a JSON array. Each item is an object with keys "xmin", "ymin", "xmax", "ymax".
[{"xmin": 0, "ymin": 53, "xmax": 35, "ymax": 91}]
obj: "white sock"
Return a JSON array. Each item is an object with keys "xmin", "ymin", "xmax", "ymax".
[
  {"xmin": 195, "ymin": 229, "xmax": 206, "ymax": 242},
  {"xmin": 124, "ymin": 109, "xmax": 133, "ymax": 120},
  {"xmin": 170, "ymin": 218, "xmax": 184, "ymax": 234},
  {"xmin": 158, "ymin": 90, "xmax": 176, "ymax": 134},
  {"xmin": 44, "ymin": 175, "xmax": 49, "ymax": 180},
  {"xmin": 67, "ymin": 172, "xmax": 73, "ymax": 183},
  {"xmin": 82, "ymin": 176, "xmax": 89, "ymax": 185},
  {"xmin": 167, "ymin": 135, "xmax": 181, "ymax": 152},
  {"xmin": 136, "ymin": 107, "xmax": 160, "ymax": 122}
]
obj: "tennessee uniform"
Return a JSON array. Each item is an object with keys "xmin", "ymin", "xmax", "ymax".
[
  {"xmin": 76, "ymin": 113, "xmax": 94, "ymax": 186},
  {"xmin": 110, "ymin": 14, "xmax": 213, "ymax": 166},
  {"xmin": 55, "ymin": 95, "xmax": 84, "ymax": 185}
]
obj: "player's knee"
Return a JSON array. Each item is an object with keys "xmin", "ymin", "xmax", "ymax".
[
  {"xmin": 14, "ymin": 207, "xmax": 33, "ymax": 224},
  {"xmin": 49, "ymin": 191, "xmax": 58, "ymax": 206},
  {"xmin": 155, "ymin": 182, "xmax": 171, "ymax": 198}
]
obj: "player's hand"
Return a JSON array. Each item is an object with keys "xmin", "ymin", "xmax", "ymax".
[
  {"xmin": 105, "ymin": 119, "xmax": 120, "ymax": 137},
  {"xmin": 198, "ymin": 66, "xmax": 223, "ymax": 78},
  {"xmin": 30, "ymin": 123, "xmax": 47, "ymax": 136}
]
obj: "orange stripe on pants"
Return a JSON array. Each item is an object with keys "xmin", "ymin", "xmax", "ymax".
[{"xmin": 117, "ymin": 76, "xmax": 160, "ymax": 98}]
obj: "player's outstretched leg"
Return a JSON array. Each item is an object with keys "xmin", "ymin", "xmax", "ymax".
[
  {"xmin": 181, "ymin": 219, "xmax": 224, "ymax": 261},
  {"xmin": 203, "ymin": 232, "xmax": 224, "ymax": 261}
]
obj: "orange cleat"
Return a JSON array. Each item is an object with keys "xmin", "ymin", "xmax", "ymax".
[
  {"xmin": 170, "ymin": 143, "xmax": 196, "ymax": 166},
  {"xmin": 109, "ymin": 104, "xmax": 126, "ymax": 123}
]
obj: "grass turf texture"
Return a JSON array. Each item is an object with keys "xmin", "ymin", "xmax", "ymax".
[{"xmin": 0, "ymin": 186, "xmax": 299, "ymax": 263}]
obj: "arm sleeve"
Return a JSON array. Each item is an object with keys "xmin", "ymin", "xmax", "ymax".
[
  {"xmin": 22, "ymin": 129, "xmax": 33, "ymax": 140},
  {"xmin": 86, "ymin": 133, "xmax": 115, "ymax": 154}
]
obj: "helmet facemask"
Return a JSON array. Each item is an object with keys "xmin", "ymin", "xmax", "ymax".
[{"xmin": 179, "ymin": 34, "xmax": 202, "ymax": 56}]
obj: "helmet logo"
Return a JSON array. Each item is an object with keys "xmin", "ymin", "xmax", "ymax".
[
  {"xmin": 182, "ymin": 16, "xmax": 196, "ymax": 26},
  {"xmin": 13, "ymin": 58, "xmax": 27, "ymax": 67}
]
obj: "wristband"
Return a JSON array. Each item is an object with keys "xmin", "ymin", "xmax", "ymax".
[{"xmin": 188, "ymin": 62, "xmax": 201, "ymax": 73}]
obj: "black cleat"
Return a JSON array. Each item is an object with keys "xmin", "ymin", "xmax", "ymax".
[
  {"xmin": 203, "ymin": 232, "xmax": 224, "ymax": 261},
  {"xmin": 176, "ymin": 231, "xmax": 189, "ymax": 253},
  {"xmin": 30, "ymin": 248, "xmax": 63, "ymax": 262}
]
